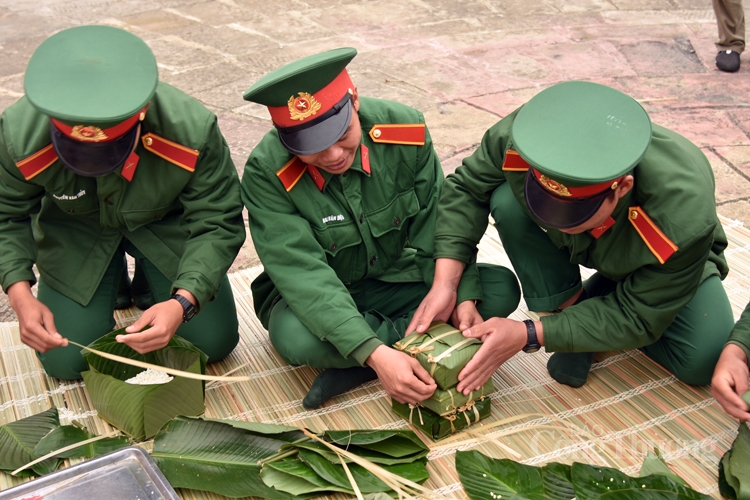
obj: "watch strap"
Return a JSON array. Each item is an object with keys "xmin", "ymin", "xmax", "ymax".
[
  {"xmin": 522, "ymin": 319, "xmax": 541, "ymax": 353},
  {"xmin": 171, "ymin": 293, "xmax": 196, "ymax": 323}
]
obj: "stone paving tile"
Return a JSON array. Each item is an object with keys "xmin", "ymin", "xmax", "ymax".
[{"xmin": 1, "ymin": 0, "xmax": 750, "ymax": 322}]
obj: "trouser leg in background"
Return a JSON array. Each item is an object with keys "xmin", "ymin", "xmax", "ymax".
[
  {"xmin": 38, "ymin": 241, "xmax": 239, "ymax": 380},
  {"xmin": 712, "ymin": 0, "xmax": 745, "ymax": 52},
  {"xmin": 489, "ymin": 182, "xmax": 580, "ymax": 312},
  {"xmin": 641, "ymin": 275, "xmax": 734, "ymax": 385}
]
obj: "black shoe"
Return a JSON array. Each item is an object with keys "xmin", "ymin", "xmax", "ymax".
[
  {"xmin": 716, "ymin": 50, "xmax": 740, "ymax": 72},
  {"xmin": 302, "ymin": 367, "xmax": 377, "ymax": 409},
  {"xmin": 547, "ymin": 352, "xmax": 594, "ymax": 388}
]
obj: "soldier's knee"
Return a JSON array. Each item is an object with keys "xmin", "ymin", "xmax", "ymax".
[
  {"xmin": 268, "ymin": 299, "xmax": 316, "ymax": 366},
  {"xmin": 489, "ymin": 183, "xmax": 518, "ymax": 222},
  {"xmin": 477, "ymin": 264, "xmax": 521, "ymax": 318},
  {"xmin": 37, "ymin": 345, "xmax": 88, "ymax": 380}
]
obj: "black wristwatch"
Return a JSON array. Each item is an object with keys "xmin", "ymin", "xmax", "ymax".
[
  {"xmin": 522, "ymin": 319, "xmax": 541, "ymax": 353},
  {"xmin": 170, "ymin": 293, "xmax": 197, "ymax": 323}
]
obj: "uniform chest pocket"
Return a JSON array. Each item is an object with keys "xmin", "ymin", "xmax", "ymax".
[
  {"xmin": 312, "ymin": 220, "xmax": 363, "ymax": 257},
  {"xmin": 366, "ymin": 189, "xmax": 419, "ymax": 238},
  {"xmin": 121, "ymin": 202, "xmax": 178, "ymax": 231},
  {"xmin": 48, "ymin": 190, "xmax": 98, "ymax": 216}
]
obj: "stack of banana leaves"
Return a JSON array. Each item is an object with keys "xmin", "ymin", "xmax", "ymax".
[
  {"xmin": 719, "ymin": 420, "xmax": 750, "ymax": 500},
  {"xmin": 393, "ymin": 322, "xmax": 492, "ymax": 440},
  {"xmin": 1, "ymin": 412, "xmax": 430, "ymax": 499}
]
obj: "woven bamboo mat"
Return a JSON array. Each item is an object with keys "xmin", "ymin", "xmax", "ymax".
[{"xmin": 2, "ymin": 216, "xmax": 750, "ymax": 499}]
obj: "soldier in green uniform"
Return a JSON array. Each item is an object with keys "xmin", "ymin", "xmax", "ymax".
[
  {"xmin": 712, "ymin": 304, "xmax": 750, "ymax": 420},
  {"xmin": 241, "ymin": 48, "xmax": 521, "ymax": 409},
  {"xmin": 408, "ymin": 81, "xmax": 734, "ymax": 394},
  {"xmin": 0, "ymin": 26, "xmax": 245, "ymax": 380}
]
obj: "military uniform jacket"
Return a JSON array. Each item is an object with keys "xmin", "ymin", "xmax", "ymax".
[
  {"xmin": 435, "ymin": 108, "xmax": 729, "ymax": 353},
  {"xmin": 728, "ymin": 303, "xmax": 750, "ymax": 361},
  {"xmin": 242, "ymin": 97, "xmax": 481, "ymax": 363},
  {"xmin": 0, "ymin": 82, "xmax": 245, "ymax": 309}
]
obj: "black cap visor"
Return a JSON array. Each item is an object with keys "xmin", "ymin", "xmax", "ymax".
[
  {"xmin": 50, "ymin": 121, "xmax": 139, "ymax": 177},
  {"xmin": 524, "ymin": 168, "xmax": 611, "ymax": 229},
  {"xmin": 276, "ymin": 95, "xmax": 352, "ymax": 156}
]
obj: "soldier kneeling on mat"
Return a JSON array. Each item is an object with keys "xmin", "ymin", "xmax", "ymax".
[
  {"xmin": 408, "ymin": 81, "xmax": 734, "ymax": 395},
  {"xmin": 0, "ymin": 26, "xmax": 245, "ymax": 380},
  {"xmin": 240, "ymin": 48, "xmax": 521, "ymax": 409}
]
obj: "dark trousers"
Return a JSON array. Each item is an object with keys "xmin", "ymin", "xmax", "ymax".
[
  {"xmin": 37, "ymin": 240, "xmax": 239, "ymax": 380},
  {"xmin": 267, "ymin": 264, "xmax": 521, "ymax": 369},
  {"xmin": 490, "ymin": 182, "xmax": 734, "ymax": 385}
]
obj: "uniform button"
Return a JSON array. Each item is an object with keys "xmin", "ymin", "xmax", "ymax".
[
  {"xmin": 394, "ymin": 217, "xmax": 401, "ymax": 226},
  {"xmin": 145, "ymin": 137, "xmax": 153, "ymax": 146},
  {"xmin": 331, "ymin": 243, "xmax": 338, "ymax": 251},
  {"xmin": 373, "ymin": 129, "xmax": 382, "ymax": 139},
  {"xmin": 359, "ymin": 214, "xmax": 364, "ymax": 224},
  {"xmin": 105, "ymin": 198, "xmax": 113, "ymax": 206},
  {"xmin": 67, "ymin": 209, "xmax": 75, "ymax": 214},
  {"xmin": 370, "ymin": 255, "xmax": 377, "ymax": 266},
  {"xmin": 342, "ymin": 172, "xmax": 348, "ymax": 177},
  {"xmin": 629, "ymin": 209, "xmax": 638, "ymax": 220}
]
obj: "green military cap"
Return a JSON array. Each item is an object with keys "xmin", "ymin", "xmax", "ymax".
[
  {"xmin": 243, "ymin": 48, "xmax": 358, "ymax": 155},
  {"xmin": 25, "ymin": 25, "xmax": 158, "ymax": 177},
  {"xmin": 512, "ymin": 81, "xmax": 652, "ymax": 229}
]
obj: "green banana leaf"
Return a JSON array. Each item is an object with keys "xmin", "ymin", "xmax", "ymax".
[
  {"xmin": 81, "ymin": 330, "xmax": 207, "ymax": 440},
  {"xmin": 638, "ymin": 449, "xmax": 688, "ymax": 486},
  {"xmin": 204, "ymin": 418, "xmax": 306, "ymax": 441},
  {"xmin": 32, "ymin": 425, "xmax": 130, "ymax": 458},
  {"xmin": 291, "ymin": 440, "xmax": 428, "ymax": 466},
  {"xmin": 456, "ymin": 450, "xmax": 574, "ymax": 500},
  {"xmin": 742, "ymin": 390, "xmax": 750, "ymax": 408},
  {"xmin": 261, "ymin": 457, "xmax": 352, "ymax": 495},
  {"xmin": 720, "ymin": 423, "xmax": 750, "ymax": 500},
  {"xmin": 297, "ymin": 448, "xmax": 429, "ymax": 494},
  {"xmin": 571, "ymin": 463, "xmax": 711, "ymax": 499},
  {"xmin": 324, "ymin": 430, "xmax": 429, "ymax": 457},
  {"xmin": 151, "ymin": 416, "xmax": 296, "ymax": 499},
  {"xmin": 719, "ymin": 451, "xmax": 739, "ymax": 499},
  {"xmin": 0, "ymin": 407, "xmax": 61, "ymax": 477}
]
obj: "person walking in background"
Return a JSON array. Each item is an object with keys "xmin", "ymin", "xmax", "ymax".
[{"xmin": 712, "ymin": 0, "xmax": 745, "ymax": 72}]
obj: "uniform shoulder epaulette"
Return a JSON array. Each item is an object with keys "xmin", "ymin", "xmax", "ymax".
[
  {"xmin": 16, "ymin": 144, "xmax": 58, "ymax": 180},
  {"xmin": 368, "ymin": 124, "xmax": 425, "ymax": 146},
  {"xmin": 276, "ymin": 157, "xmax": 326, "ymax": 192},
  {"xmin": 501, "ymin": 150, "xmax": 529, "ymax": 171},
  {"xmin": 141, "ymin": 132, "xmax": 199, "ymax": 172},
  {"xmin": 276, "ymin": 156, "xmax": 307, "ymax": 192},
  {"xmin": 628, "ymin": 206, "xmax": 678, "ymax": 264}
]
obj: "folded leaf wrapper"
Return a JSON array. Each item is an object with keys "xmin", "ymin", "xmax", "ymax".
[
  {"xmin": 81, "ymin": 329, "xmax": 208, "ymax": 440},
  {"xmin": 418, "ymin": 380, "xmax": 494, "ymax": 417},
  {"xmin": 392, "ymin": 397, "xmax": 491, "ymax": 441},
  {"xmin": 394, "ymin": 322, "xmax": 481, "ymax": 390}
]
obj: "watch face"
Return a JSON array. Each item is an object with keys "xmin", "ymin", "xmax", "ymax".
[{"xmin": 523, "ymin": 346, "xmax": 540, "ymax": 354}]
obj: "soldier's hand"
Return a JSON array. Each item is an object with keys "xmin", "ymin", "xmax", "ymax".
[
  {"xmin": 456, "ymin": 318, "xmax": 526, "ymax": 394},
  {"xmin": 711, "ymin": 344, "xmax": 750, "ymax": 421},
  {"xmin": 8, "ymin": 281, "xmax": 67, "ymax": 353},
  {"xmin": 405, "ymin": 285, "xmax": 457, "ymax": 336},
  {"xmin": 117, "ymin": 299, "xmax": 184, "ymax": 354},
  {"xmin": 451, "ymin": 300, "xmax": 483, "ymax": 331},
  {"xmin": 366, "ymin": 345, "xmax": 436, "ymax": 404}
]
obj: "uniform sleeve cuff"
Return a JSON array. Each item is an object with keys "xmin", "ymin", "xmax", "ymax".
[
  {"xmin": 727, "ymin": 340, "xmax": 750, "ymax": 363},
  {"xmin": 456, "ymin": 263, "xmax": 482, "ymax": 304},
  {"xmin": 539, "ymin": 314, "xmax": 572, "ymax": 352},
  {"xmin": 351, "ymin": 338, "xmax": 385, "ymax": 366},
  {"xmin": 171, "ymin": 271, "xmax": 215, "ymax": 312},
  {"xmin": 1, "ymin": 265, "xmax": 37, "ymax": 294}
]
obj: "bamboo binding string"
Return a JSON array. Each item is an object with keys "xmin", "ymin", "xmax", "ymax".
[{"xmin": 69, "ymin": 341, "xmax": 252, "ymax": 383}]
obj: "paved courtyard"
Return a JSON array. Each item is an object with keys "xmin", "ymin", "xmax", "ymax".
[{"xmin": 0, "ymin": 0, "xmax": 748, "ymax": 321}]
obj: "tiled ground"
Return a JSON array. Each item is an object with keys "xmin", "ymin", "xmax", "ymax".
[{"xmin": 0, "ymin": 0, "xmax": 748, "ymax": 321}]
